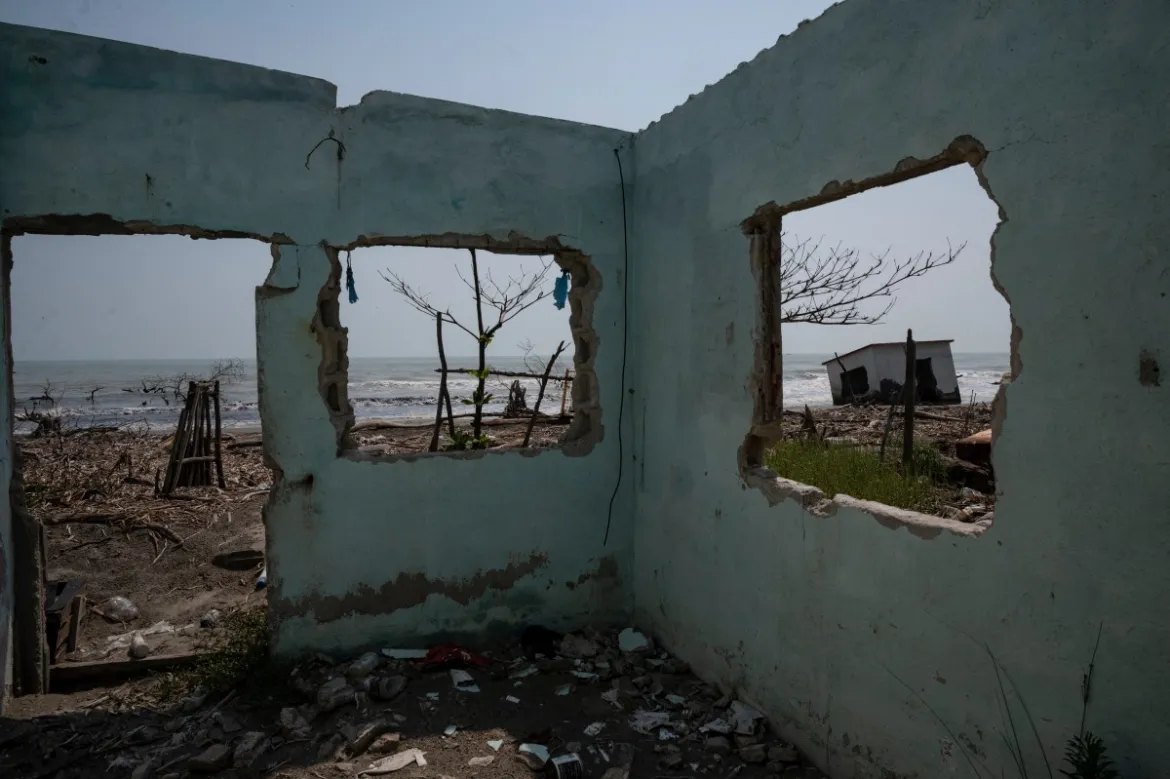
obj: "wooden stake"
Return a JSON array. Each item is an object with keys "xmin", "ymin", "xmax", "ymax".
[
  {"xmin": 213, "ymin": 381, "xmax": 225, "ymax": 488},
  {"xmin": 902, "ymin": 329, "xmax": 916, "ymax": 469},
  {"xmin": 430, "ymin": 314, "xmax": 445, "ymax": 452},
  {"xmin": 524, "ymin": 341, "xmax": 567, "ymax": 447}
]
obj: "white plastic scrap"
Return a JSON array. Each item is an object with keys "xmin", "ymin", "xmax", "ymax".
[
  {"xmin": 505, "ymin": 695, "xmax": 521, "ymax": 704},
  {"xmin": 555, "ymin": 683, "xmax": 573, "ymax": 696},
  {"xmin": 665, "ymin": 694, "xmax": 686, "ymax": 706},
  {"xmin": 729, "ymin": 700, "xmax": 765, "ymax": 734},
  {"xmin": 450, "ymin": 669, "xmax": 480, "ymax": 693},
  {"xmin": 510, "ymin": 665, "xmax": 539, "ymax": 679},
  {"xmin": 629, "ymin": 710, "xmax": 673, "ymax": 734},
  {"xmin": 487, "ymin": 739, "xmax": 505, "ymax": 751},
  {"xmin": 517, "ymin": 743, "xmax": 551, "ymax": 770},
  {"xmin": 571, "ymin": 670, "xmax": 600, "ymax": 682},
  {"xmin": 381, "ymin": 647, "xmax": 428, "ymax": 660},
  {"xmin": 584, "ymin": 721, "xmax": 606, "ymax": 737},
  {"xmin": 443, "ymin": 725, "xmax": 458, "ymax": 736},
  {"xmin": 360, "ymin": 748, "xmax": 427, "ymax": 775}
]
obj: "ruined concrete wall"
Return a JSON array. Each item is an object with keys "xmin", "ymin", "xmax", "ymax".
[
  {"xmin": 630, "ymin": 1, "xmax": 1170, "ymax": 776},
  {"xmin": 0, "ymin": 23, "xmax": 635, "ymax": 662}
]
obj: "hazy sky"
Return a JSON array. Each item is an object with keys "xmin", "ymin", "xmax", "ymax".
[{"xmin": 4, "ymin": 0, "xmax": 1009, "ymax": 361}]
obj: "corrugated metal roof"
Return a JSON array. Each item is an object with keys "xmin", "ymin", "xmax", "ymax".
[{"xmin": 820, "ymin": 339, "xmax": 954, "ymax": 365}]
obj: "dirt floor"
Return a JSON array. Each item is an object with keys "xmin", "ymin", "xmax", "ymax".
[{"xmin": 1, "ymin": 627, "xmax": 829, "ymax": 779}]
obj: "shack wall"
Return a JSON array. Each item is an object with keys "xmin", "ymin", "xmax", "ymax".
[
  {"xmin": 0, "ymin": 23, "xmax": 636, "ymax": 665},
  {"xmin": 630, "ymin": 0, "xmax": 1170, "ymax": 775}
]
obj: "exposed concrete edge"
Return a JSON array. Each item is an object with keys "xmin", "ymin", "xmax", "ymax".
[{"xmin": 743, "ymin": 466, "xmax": 989, "ymax": 540}]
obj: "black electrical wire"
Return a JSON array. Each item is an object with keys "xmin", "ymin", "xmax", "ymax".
[{"xmin": 603, "ymin": 146, "xmax": 630, "ymax": 547}]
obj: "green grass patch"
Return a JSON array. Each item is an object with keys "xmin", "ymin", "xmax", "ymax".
[{"xmin": 765, "ymin": 438, "xmax": 951, "ymax": 513}]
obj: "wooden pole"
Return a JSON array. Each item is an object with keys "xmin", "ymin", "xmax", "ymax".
[
  {"xmin": 524, "ymin": 341, "xmax": 567, "ymax": 447},
  {"xmin": 902, "ymin": 329, "xmax": 917, "ymax": 469},
  {"xmin": 430, "ymin": 314, "xmax": 445, "ymax": 452},
  {"xmin": 434, "ymin": 313, "xmax": 456, "ymax": 438},
  {"xmin": 213, "ymin": 380, "xmax": 225, "ymax": 488}
]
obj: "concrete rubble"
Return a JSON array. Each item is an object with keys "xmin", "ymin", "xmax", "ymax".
[{"xmin": 0, "ymin": 626, "xmax": 828, "ymax": 778}]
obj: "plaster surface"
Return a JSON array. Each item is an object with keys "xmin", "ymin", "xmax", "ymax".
[
  {"xmin": 0, "ymin": 23, "xmax": 636, "ymax": 664},
  {"xmin": 630, "ymin": 0, "xmax": 1170, "ymax": 776}
]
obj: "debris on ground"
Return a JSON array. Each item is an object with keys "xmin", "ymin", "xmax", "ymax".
[{"xmin": 0, "ymin": 625, "xmax": 829, "ymax": 779}]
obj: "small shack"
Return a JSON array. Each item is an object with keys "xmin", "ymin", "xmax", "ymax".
[{"xmin": 823, "ymin": 339, "xmax": 961, "ymax": 405}]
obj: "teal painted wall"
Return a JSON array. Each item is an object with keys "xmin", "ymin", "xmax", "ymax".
[
  {"xmin": 630, "ymin": 1, "xmax": 1170, "ymax": 776},
  {"xmin": 0, "ymin": 23, "xmax": 635, "ymax": 672}
]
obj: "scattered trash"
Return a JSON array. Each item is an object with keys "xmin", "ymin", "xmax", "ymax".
[
  {"xmin": 421, "ymin": 643, "xmax": 490, "ymax": 670},
  {"xmin": 570, "ymin": 670, "xmax": 599, "ymax": 682},
  {"xmin": 360, "ymin": 748, "xmax": 427, "ymax": 775},
  {"xmin": 559, "ymin": 633, "xmax": 600, "ymax": 658},
  {"xmin": 517, "ymin": 743, "xmax": 551, "ymax": 770},
  {"xmin": 347, "ymin": 651, "xmax": 382, "ymax": 680},
  {"xmin": 700, "ymin": 718, "xmax": 732, "ymax": 734},
  {"xmin": 317, "ymin": 677, "xmax": 356, "ymax": 712},
  {"xmin": 425, "ymin": 692, "xmax": 441, "ymax": 701},
  {"xmin": 348, "ymin": 719, "xmax": 396, "ymax": 756},
  {"xmin": 443, "ymin": 724, "xmax": 458, "ymax": 737},
  {"xmin": 199, "ymin": 608, "xmax": 222, "ymax": 629},
  {"xmin": 279, "ymin": 707, "xmax": 311, "ymax": 738},
  {"xmin": 618, "ymin": 628, "xmax": 650, "ymax": 653},
  {"xmin": 369, "ymin": 732, "xmax": 403, "ymax": 755},
  {"xmin": 505, "ymin": 695, "xmax": 521, "ymax": 704},
  {"xmin": 729, "ymin": 700, "xmax": 765, "ymax": 734},
  {"xmin": 254, "ymin": 567, "xmax": 267, "ymax": 590},
  {"xmin": 510, "ymin": 665, "xmax": 540, "ymax": 679},
  {"xmin": 370, "ymin": 674, "xmax": 408, "ymax": 702},
  {"xmin": 551, "ymin": 753, "xmax": 586, "ymax": 779},
  {"xmin": 468, "ymin": 756, "xmax": 495, "ymax": 767},
  {"xmin": 487, "ymin": 739, "xmax": 505, "ymax": 751},
  {"xmin": 450, "ymin": 669, "xmax": 480, "ymax": 693},
  {"xmin": 555, "ymin": 683, "xmax": 573, "ymax": 696},
  {"xmin": 665, "ymin": 693, "xmax": 686, "ymax": 706},
  {"xmin": 659, "ymin": 728, "xmax": 679, "ymax": 741},
  {"xmin": 233, "ymin": 732, "xmax": 267, "ymax": 768},
  {"xmin": 583, "ymin": 721, "xmax": 605, "ymax": 737},
  {"xmin": 601, "ymin": 688, "xmax": 621, "ymax": 706},
  {"xmin": 128, "ymin": 633, "xmax": 150, "ymax": 659},
  {"xmin": 629, "ymin": 710, "xmax": 673, "ymax": 734},
  {"xmin": 381, "ymin": 648, "xmax": 428, "ymax": 660},
  {"xmin": 102, "ymin": 595, "xmax": 139, "ymax": 622}
]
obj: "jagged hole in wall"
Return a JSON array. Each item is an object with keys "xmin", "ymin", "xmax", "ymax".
[
  {"xmin": 6, "ymin": 232, "xmax": 272, "ymax": 669},
  {"xmin": 743, "ymin": 159, "xmax": 1011, "ymax": 527},
  {"xmin": 336, "ymin": 244, "xmax": 598, "ymax": 459}
]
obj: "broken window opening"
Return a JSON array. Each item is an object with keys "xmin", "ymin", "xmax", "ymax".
[
  {"xmin": 3, "ymin": 229, "xmax": 272, "ymax": 693},
  {"xmin": 741, "ymin": 142, "xmax": 1012, "ymax": 533},
  {"xmin": 332, "ymin": 239, "xmax": 601, "ymax": 460}
]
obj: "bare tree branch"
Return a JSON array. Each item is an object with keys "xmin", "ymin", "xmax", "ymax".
[{"xmin": 778, "ymin": 234, "xmax": 965, "ymax": 326}]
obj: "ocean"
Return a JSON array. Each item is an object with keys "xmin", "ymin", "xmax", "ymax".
[{"xmin": 12, "ymin": 354, "xmax": 1009, "ymax": 433}]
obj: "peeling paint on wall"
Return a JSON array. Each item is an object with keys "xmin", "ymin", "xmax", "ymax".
[{"xmin": 270, "ymin": 552, "xmax": 550, "ymax": 625}]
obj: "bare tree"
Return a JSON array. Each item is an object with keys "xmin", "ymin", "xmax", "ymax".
[
  {"xmin": 382, "ymin": 249, "xmax": 554, "ymax": 443},
  {"xmin": 778, "ymin": 234, "xmax": 965, "ymax": 325},
  {"xmin": 126, "ymin": 359, "xmax": 247, "ymax": 406}
]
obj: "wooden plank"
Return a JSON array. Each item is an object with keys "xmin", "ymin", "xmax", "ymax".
[
  {"xmin": 50, "ymin": 651, "xmax": 204, "ymax": 688},
  {"xmin": 66, "ymin": 595, "xmax": 85, "ymax": 653}
]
